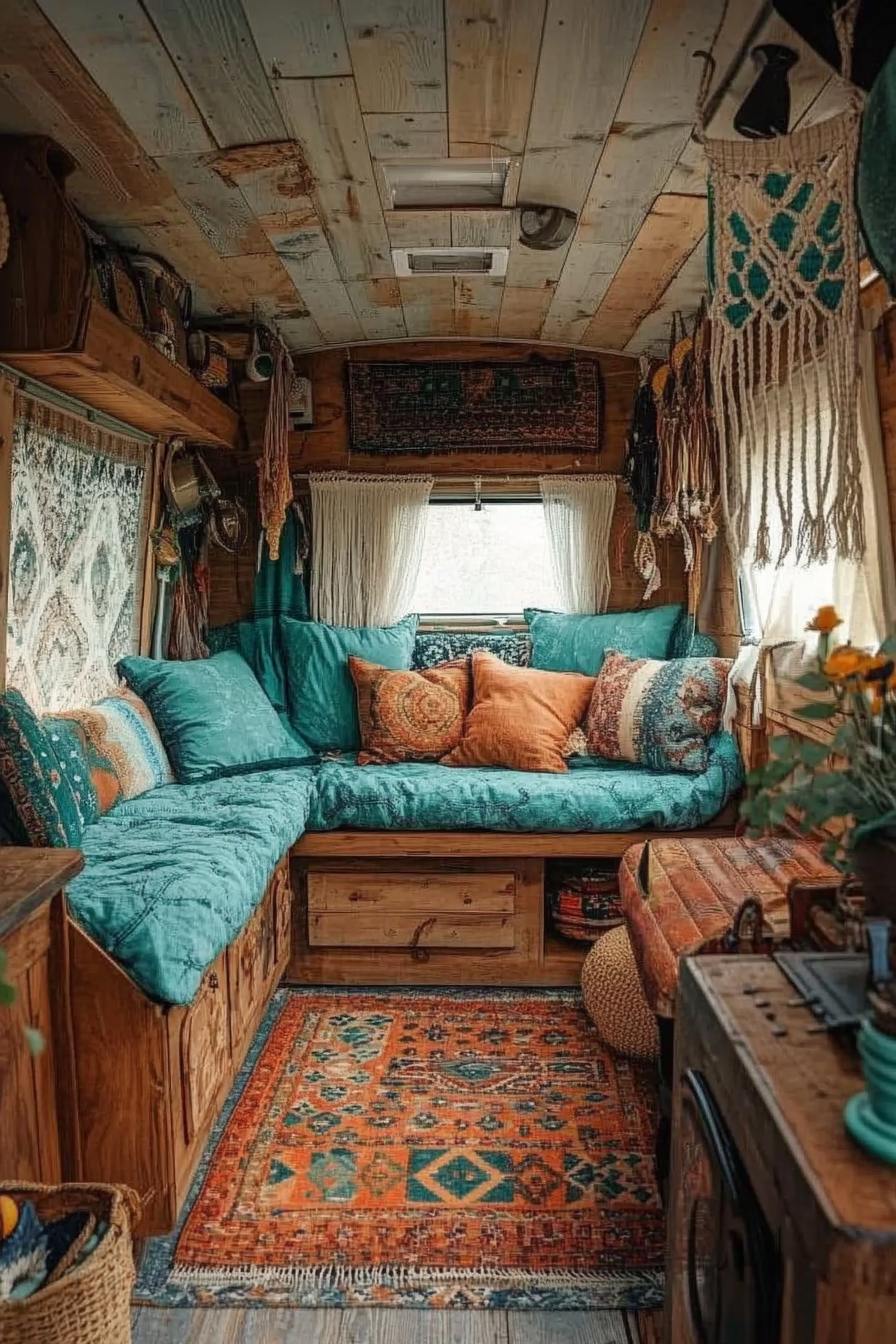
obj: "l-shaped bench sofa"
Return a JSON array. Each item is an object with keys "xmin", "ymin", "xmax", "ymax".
[{"xmin": 43, "ymin": 623, "xmax": 743, "ymax": 1233}]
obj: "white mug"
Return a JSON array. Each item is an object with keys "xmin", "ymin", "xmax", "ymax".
[{"xmin": 245, "ymin": 327, "xmax": 274, "ymax": 382}]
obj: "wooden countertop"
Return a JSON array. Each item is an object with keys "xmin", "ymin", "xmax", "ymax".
[
  {"xmin": 681, "ymin": 957, "xmax": 896, "ymax": 1250},
  {"xmin": 0, "ymin": 847, "xmax": 83, "ymax": 940}
]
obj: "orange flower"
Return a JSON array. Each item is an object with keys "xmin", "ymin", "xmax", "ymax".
[
  {"xmin": 807, "ymin": 605, "xmax": 843, "ymax": 635},
  {"xmin": 824, "ymin": 646, "xmax": 871, "ymax": 681}
]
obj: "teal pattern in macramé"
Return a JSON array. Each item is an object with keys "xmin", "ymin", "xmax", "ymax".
[{"xmin": 67, "ymin": 767, "xmax": 316, "ymax": 1005}]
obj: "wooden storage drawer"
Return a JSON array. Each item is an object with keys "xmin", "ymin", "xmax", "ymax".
[
  {"xmin": 178, "ymin": 953, "xmax": 230, "ymax": 1146},
  {"xmin": 307, "ymin": 869, "xmax": 516, "ymax": 950}
]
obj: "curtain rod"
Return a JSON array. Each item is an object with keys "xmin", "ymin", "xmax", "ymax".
[
  {"xmin": 291, "ymin": 471, "xmax": 619, "ymax": 486},
  {"xmin": 0, "ymin": 360, "xmax": 155, "ymax": 444}
]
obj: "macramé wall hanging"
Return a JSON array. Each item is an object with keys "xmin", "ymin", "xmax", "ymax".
[
  {"xmin": 347, "ymin": 357, "xmax": 601, "ymax": 455},
  {"xmin": 698, "ymin": 0, "xmax": 864, "ymax": 569},
  {"xmin": 622, "ymin": 308, "xmax": 721, "ymax": 616}
]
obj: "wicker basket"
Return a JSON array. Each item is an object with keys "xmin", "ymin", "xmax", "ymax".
[{"xmin": 0, "ymin": 1182, "xmax": 137, "ymax": 1344}]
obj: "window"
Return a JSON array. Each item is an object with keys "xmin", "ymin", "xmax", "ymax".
[{"xmin": 410, "ymin": 500, "xmax": 560, "ymax": 617}]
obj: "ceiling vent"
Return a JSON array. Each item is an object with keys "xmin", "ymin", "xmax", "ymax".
[
  {"xmin": 392, "ymin": 247, "xmax": 509, "ymax": 277},
  {"xmin": 382, "ymin": 159, "xmax": 509, "ymax": 209},
  {"xmin": 518, "ymin": 206, "xmax": 578, "ymax": 250}
]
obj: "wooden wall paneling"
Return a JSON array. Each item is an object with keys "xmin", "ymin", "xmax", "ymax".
[
  {"xmin": 544, "ymin": 126, "xmax": 694, "ymax": 344},
  {"xmin": 154, "ymin": 153, "xmax": 272, "ymax": 257},
  {"xmin": 240, "ymin": 0, "xmax": 352, "ymax": 79},
  {"xmin": 453, "ymin": 277, "xmax": 504, "ymax": 338},
  {"xmin": 497, "ymin": 285, "xmax": 557, "ymax": 341},
  {"xmin": 446, "ymin": 0, "xmax": 546, "ymax": 157},
  {"xmin": 451, "ymin": 210, "xmax": 513, "ymax": 249},
  {"xmin": 582, "ymin": 194, "xmax": 706, "ymax": 350},
  {"xmin": 363, "ymin": 112, "xmax": 448, "ymax": 159},
  {"xmin": 345, "ymin": 278, "xmax": 408, "ymax": 340},
  {"xmin": 274, "ymin": 78, "xmax": 393, "ymax": 283},
  {"xmin": 385, "ymin": 210, "xmax": 451, "ymax": 249},
  {"xmin": 139, "ymin": 0, "xmax": 287, "ymax": 148},
  {"xmin": 517, "ymin": 0, "xmax": 652, "ymax": 213},
  {"xmin": 625, "ymin": 241, "xmax": 708, "ymax": 356},
  {"xmin": 339, "ymin": 0, "xmax": 447, "ymax": 115},
  {"xmin": 398, "ymin": 277, "xmax": 457, "ymax": 338},
  {"xmin": 32, "ymin": 0, "xmax": 214, "ymax": 157},
  {"xmin": 0, "ymin": 375, "xmax": 13, "ymax": 689}
]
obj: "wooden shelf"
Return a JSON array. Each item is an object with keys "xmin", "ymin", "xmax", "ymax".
[{"xmin": 1, "ymin": 302, "xmax": 241, "ymax": 449}]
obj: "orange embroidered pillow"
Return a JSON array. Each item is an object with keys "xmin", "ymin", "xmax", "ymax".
[
  {"xmin": 442, "ymin": 651, "xmax": 595, "ymax": 774},
  {"xmin": 349, "ymin": 656, "xmax": 471, "ymax": 765}
]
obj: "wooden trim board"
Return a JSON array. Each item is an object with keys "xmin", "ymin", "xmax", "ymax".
[{"xmin": 292, "ymin": 819, "xmax": 737, "ymax": 860}]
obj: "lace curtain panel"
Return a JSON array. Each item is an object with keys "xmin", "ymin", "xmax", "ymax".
[
  {"xmin": 539, "ymin": 475, "xmax": 617, "ymax": 614},
  {"xmin": 7, "ymin": 397, "xmax": 153, "ymax": 711},
  {"xmin": 310, "ymin": 472, "xmax": 433, "ymax": 627}
]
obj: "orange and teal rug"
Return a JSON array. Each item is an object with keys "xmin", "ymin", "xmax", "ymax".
[{"xmin": 136, "ymin": 988, "xmax": 665, "ymax": 1310}]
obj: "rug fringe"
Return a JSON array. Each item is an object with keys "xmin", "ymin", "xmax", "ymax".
[{"xmin": 168, "ymin": 1262, "xmax": 664, "ymax": 1293}]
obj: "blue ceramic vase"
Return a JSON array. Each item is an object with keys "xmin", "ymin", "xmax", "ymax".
[{"xmin": 844, "ymin": 1019, "xmax": 896, "ymax": 1164}]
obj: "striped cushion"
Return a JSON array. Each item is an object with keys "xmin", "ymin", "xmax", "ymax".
[
  {"xmin": 583, "ymin": 650, "xmax": 732, "ymax": 774},
  {"xmin": 55, "ymin": 690, "xmax": 174, "ymax": 815}
]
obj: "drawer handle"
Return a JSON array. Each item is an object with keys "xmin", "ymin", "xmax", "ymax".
[
  {"xmin": 208, "ymin": 971, "xmax": 219, "ymax": 991},
  {"xmin": 410, "ymin": 917, "xmax": 436, "ymax": 963}
]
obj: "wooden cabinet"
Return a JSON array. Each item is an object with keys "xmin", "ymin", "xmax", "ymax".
[
  {"xmin": 666, "ymin": 958, "xmax": 896, "ymax": 1344},
  {"xmin": 0, "ymin": 849, "xmax": 83, "ymax": 1184},
  {"xmin": 66, "ymin": 857, "xmax": 291, "ymax": 1235},
  {"xmin": 177, "ymin": 955, "xmax": 229, "ymax": 1147}
]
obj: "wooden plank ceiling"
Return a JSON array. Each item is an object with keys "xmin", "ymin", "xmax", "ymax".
[{"xmin": 1, "ymin": 0, "xmax": 839, "ymax": 356}]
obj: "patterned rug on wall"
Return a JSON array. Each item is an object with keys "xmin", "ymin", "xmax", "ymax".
[
  {"xmin": 6, "ymin": 398, "xmax": 152, "ymax": 712},
  {"xmin": 136, "ymin": 988, "xmax": 665, "ymax": 1311}
]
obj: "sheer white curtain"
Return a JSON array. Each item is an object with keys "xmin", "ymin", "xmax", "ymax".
[
  {"xmin": 310, "ymin": 472, "xmax": 433, "ymax": 627},
  {"xmin": 539, "ymin": 475, "xmax": 617, "ymax": 613},
  {"xmin": 725, "ymin": 340, "xmax": 896, "ymax": 726}
]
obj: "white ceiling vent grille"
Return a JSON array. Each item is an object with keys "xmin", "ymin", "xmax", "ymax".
[{"xmin": 392, "ymin": 247, "xmax": 509, "ymax": 277}]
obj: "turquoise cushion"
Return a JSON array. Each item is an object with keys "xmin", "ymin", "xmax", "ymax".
[
  {"xmin": 0, "ymin": 690, "xmax": 84, "ymax": 846},
  {"xmin": 68, "ymin": 767, "xmax": 315, "ymax": 1004},
  {"xmin": 308, "ymin": 731, "xmax": 743, "ymax": 833},
  {"xmin": 117, "ymin": 651, "xmax": 311, "ymax": 784},
  {"xmin": 281, "ymin": 614, "xmax": 418, "ymax": 752},
  {"xmin": 526, "ymin": 603, "xmax": 684, "ymax": 674}
]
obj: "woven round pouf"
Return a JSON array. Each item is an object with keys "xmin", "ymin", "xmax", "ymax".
[{"xmin": 581, "ymin": 925, "xmax": 659, "ymax": 1061}]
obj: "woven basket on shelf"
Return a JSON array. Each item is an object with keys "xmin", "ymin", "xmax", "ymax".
[{"xmin": 0, "ymin": 1182, "xmax": 137, "ymax": 1344}]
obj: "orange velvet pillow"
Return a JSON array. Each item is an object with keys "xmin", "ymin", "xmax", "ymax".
[
  {"xmin": 442, "ymin": 651, "xmax": 595, "ymax": 774},
  {"xmin": 349, "ymin": 656, "xmax": 471, "ymax": 765}
]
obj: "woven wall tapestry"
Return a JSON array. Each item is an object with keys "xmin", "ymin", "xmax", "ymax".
[
  {"xmin": 7, "ymin": 397, "xmax": 153, "ymax": 712},
  {"xmin": 699, "ymin": 7, "xmax": 864, "ymax": 569},
  {"xmin": 347, "ymin": 358, "xmax": 601, "ymax": 455}
]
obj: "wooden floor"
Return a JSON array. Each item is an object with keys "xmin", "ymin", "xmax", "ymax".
[{"xmin": 132, "ymin": 1308, "xmax": 656, "ymax": 1343}]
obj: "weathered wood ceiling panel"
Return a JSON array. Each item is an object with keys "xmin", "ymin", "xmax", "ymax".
[{"xmin": 0, "ymin": 0, "xmax": 839, "ymax": 356}]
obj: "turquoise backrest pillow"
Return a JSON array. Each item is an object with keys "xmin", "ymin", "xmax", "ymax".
[
  {"xmin": 280, "ymin": 614, "xmax": 418, "ymax": 752},
  {"xmin": 526, "ymin": 603, "xmax": 684, "ymax": 674},
  {"xmin": 117, "ymin": 650, "xmax": 311, "ymax": 784}
]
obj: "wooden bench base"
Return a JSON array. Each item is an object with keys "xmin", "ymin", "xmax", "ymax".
[
  {"xmin": 288, "ymin": 822, "xmax": 736, "ymax": 988},
  {"xmin": 62, "ymin": 858, "xmax": 292, "ymax": 1236}
]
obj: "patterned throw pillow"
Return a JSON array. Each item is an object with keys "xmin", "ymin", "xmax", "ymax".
[
  {"xmin": 0, "ymin": 690, "xmax": 84, "ymax": 846},
  {"xmin": 583, "ymin": 651, "xmax": 733, "ymax": 774},
  {"xmin": 53, "ymin": 690, "xmax": 175, "ymax": 815},
  {"xmin": 412, "ymin": 631, "xmax": 530, "ymax": 671},
  {"xmin": 442, "ymin": 651, "xmax": 595, "ymax": 774},
  {"xmin": 350, "ymin": 656, "xmax": 471, "ymax": 765}
]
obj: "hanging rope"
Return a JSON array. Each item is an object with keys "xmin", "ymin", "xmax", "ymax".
[{"xmin": 258, "ymin": 334, "xmax": 294, "ymax": 561}]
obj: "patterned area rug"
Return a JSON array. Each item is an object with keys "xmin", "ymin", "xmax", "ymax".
[{"xmin": 136, "ymin": 988, "xmax": 664, "ymax": 1310}]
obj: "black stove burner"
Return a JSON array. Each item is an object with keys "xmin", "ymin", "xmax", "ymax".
[{"xmin": 774, "ymin": 951, "xmax": 870, "ymax": 1033}]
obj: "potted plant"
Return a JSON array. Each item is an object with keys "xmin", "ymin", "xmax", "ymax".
[{"xmin": 742, "ymin": 605, "xmax": 896, "ymax": 1161}]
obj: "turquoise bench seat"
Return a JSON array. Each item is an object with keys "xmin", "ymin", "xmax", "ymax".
[
  {"xmin": 66, "ymin": 767, "xmax": 315, "ymax": 1006},
  {"xmin": 307, "ymin": 732, "xmax": 743, "ymax": 835}
]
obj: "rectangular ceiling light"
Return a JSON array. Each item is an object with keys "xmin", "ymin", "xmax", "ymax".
[
  {"xmin": 393, "ymin": 247, "xmax": 509, "ymax": 276},
  {"xmin": 382, "ymin": 159, "xmax": 509, "ymax": 209}
]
